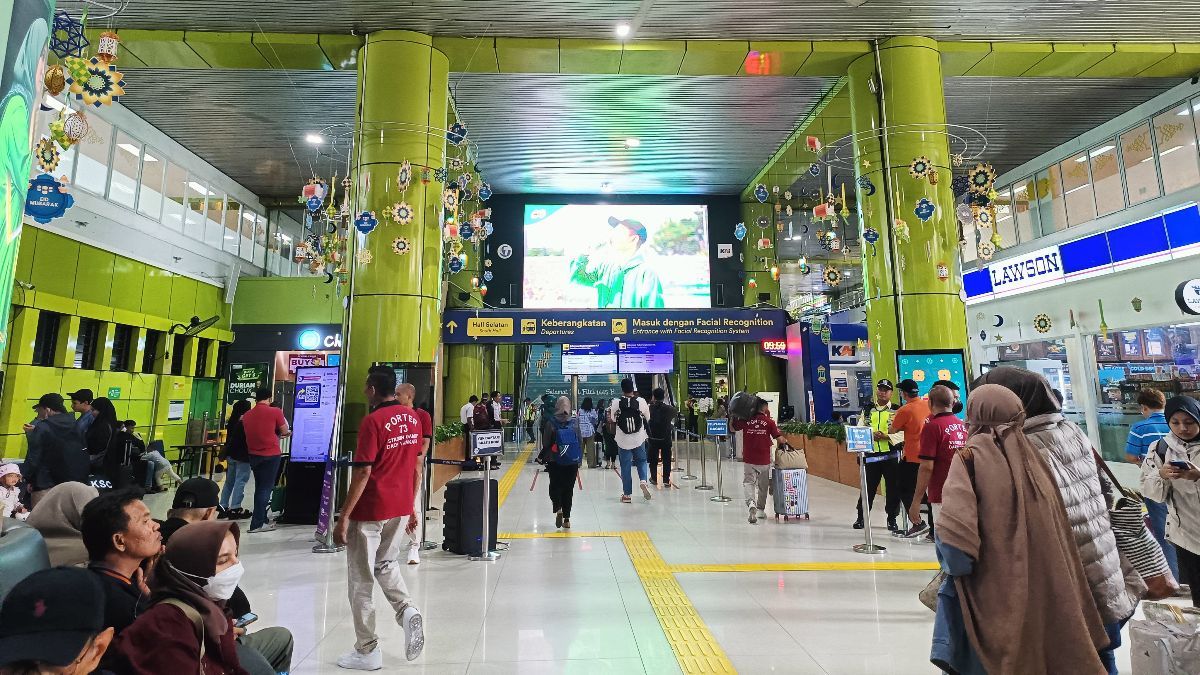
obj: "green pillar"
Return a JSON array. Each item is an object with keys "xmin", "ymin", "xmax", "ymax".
[
  {"xmin": 847, "ymin": 37, "xmax": 968, "ymax": 385},
  {"xmin": 345, "ymin": 30, "xmax": 449, "ymax": 434},
  {"xmin": 444, "ymin": 344, "xmax": 484, "ymax": 422},
  {"xmin": 739, "ymin": 201, "xmax": 781, "ymax": 307},
  {"xmin": 733, "ymin": 343, "xmax": 783, "ymax": 397}
]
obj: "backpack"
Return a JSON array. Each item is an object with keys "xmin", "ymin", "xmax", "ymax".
[
  {"xmin": 472, "ymin": 403, "xmax": 492, "ymax": 430},
  {"xmin": 648, "ymin": 402, "xmax": 675, "ymax": 440},
  {"xmin": 617, "ymin": 397, "xmax": 643, "ymax": 435},
  {"xmin": 553, "ymin": 418, "xmax": 582, "ymax": 465}
]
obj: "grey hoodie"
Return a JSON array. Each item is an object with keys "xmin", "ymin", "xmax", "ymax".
[{"xmin": 25, "ymin": 412, "xmax": 89, "ymax": 491}]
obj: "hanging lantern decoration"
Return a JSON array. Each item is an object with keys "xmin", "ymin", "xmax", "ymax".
[
  {"xmin": 770, "ymin": 265, "xmax": 780, "ymax": 281},
  {"xmin": 798, "ymin": 262, "xmax": 811, "ymax": 275},
  {"xmin": 96, "ymin": 31, "xmax": 121, "ymax": 64},
  {"xmin": 420, "ymin": 167, "xmax": 432, "ymax": 185},
  {"xmin": 927, "ymin": 169, "xmax": 940, "ymax": 186},
  {"xmin": 470, "ymin": 276, "xmax": 480, "ymax": 289},
  {"xmin": 756, "ymin": 237, "xmax": 773, "ymax": 250},
  {"xmin": 479, "ymin": 284, "xmax": 488, "ymax": 297},
  {"xmin": 747, "ymin": 277, "xmax": 758, "ymax": 289},
  {"xmin": 936, "ymin": 262, "xmax": 950, "ymax": 281},
  {"xmin": 43, "ymin": 65, "xmax": 66, "ymax": 96},
  {"xmin": 66, "ymin": 57, "xmax": 126, "ymax": 107}
]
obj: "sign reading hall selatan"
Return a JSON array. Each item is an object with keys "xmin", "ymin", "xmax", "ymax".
[{"xmin": 442, "ymin": 309, "xmax": 787, "ymax": 344}]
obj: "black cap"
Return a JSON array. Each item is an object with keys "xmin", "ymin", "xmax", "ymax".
[
  {"xmin": 65, "ymin": 389, "xmax": 93, "ymax": 403},
  {"xmin": 897, "ymin": 379, "xmax": 920, "ymax": 396},
  {"xmin": 608, "ymin": 216, "xmax": 648, "ymax": 243},
  {"xmin": 172, "ymin": 477, "xmax": 220, "ymax": 509},
  {"xmin": 875, "ymin": 379, "xmax": 894, "ymax": 391},
  {"xmin": 933, "ymin": 379, "xmax": 960, "ymax": 391},
  {"xmin": 0, "ymin": 567, "xmax": 106, "ymax": 667},
  {"xmin": 33, "ymin": 393, "xmax": 65, "ymax": 411}
]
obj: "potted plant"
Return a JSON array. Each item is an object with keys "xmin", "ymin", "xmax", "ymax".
[{"xmin": 432, "ymin": 421, "xmax": 466, "ymax": 492}]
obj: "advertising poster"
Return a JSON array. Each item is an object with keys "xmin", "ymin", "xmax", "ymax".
[
  {"xmin": 290, "ymin": 366, "xmax": 340, "ymax": 463},
  {"xmin": 1096, "ymin": 335, "xmax": 1118, "ymax": 362},
  {"xmin": 227, "ymin": 362, "xmax": 270, "ymax": 406},
  {"xmin": 0, "ymin": 0, "xmax": 53, "ymax": 359},
  {"xmin": 1118, "ymin": 331, "xmax": 1144, "ymax": 360},
  {"xmin": 896, "ymin": 350, "xmax": 968, "ymax": 420},
  {"xmin": 523, "ymin": 203, "xmax": 711, "ymax": 308}
]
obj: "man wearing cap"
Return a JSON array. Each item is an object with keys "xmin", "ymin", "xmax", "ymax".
[
  {"xmin": 854, "ymin": 380, "xmax": 903, "ymax": 531},
  {"xmin": 0, "ymin": 567, "xmax": 116, "ymax": 674},
  {"xmin": 568, "ymin": 216, "xmax": 665, "ymax": 309},
  {"xmin": 158, "ymin": 477, "xmax": 222, "ymax": 542},
  {"xmin": 67, "ymin": 389, "xmax": 95, "ymax": 435},
  {"xmin": 888, "ymin": 378, "xmax": 930, "ymax": 535},
  {"xmin": 22, "ymin": 393, "xmax": 89, "ymax": 506}
]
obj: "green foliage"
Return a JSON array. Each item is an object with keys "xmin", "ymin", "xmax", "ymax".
[
  {"xmin": 778, "ymin": 420, "xmax": 847, "ymax": 442},
  {"xmin": 434, "ymin": 422, "xmax": 464, "ymax": 444},
  {"xmin": 650, "ymin": 216, "xmax": 704, "ymax": 256}
]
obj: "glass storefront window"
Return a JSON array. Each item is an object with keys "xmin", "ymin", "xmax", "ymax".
[
  {"xmin": 993, "ymin": 185, "xmax": 1017, "ymax": 247},
  {"xmin": 1012, "ymin": 178, "xmax": 1038, "ymax": 242},
  {"xmin": 1036, "ymin": 167, "xmax": 1068, "ymax": 234},
  {"xmin": 222, "ymin": 200, "xmax": 241, "ymax": 255},
  {"xmin": 1088, "ymin": 140, "xmax": 1123, "ymax": 217},
  {"xmin": 253, "ymin": 213, "xmax": 268, "ymax": 266},
  {"xmin": 1120, "ymin": 122, "xmax": 1162, "ymax": 206},
  {"xmin": 1153, "ymin": 103, "xmax": 1200, "ymax": 195},
  {"xmin": 1060, "ymin": 153, "xmax": 1096, "ymax": 226},
  {"xmin": 162, "ymin": 162, "xmax": 187, "ymax": 231},
  {"xmin": 137, "ymin": 146, "xmax": 165, "ymax": 221},
  {"xmin": 74, "ymin": 114, "xmax": 112, "ymax": 195},
  {"xmin": 109, "ymin": 131, "xmax": 141, "ymax": 209},
  {"xmin": 184, "ymin": 178, "xmax": 208, "ymax": 241},
  {"xmin": 204, "ymin": 193, "xmax": 225, "ymax": 249},
  {"xmin": 239, "ymin": 210, "xmax": 256, "ymax": 261}
]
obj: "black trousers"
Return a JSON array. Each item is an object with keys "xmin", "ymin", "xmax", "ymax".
[
  {"xmin": 1176, "ymin": 544, "xmax": 1200, "ymax": 608},
  {"xmin": 647, "ymin": 439, "xmax": 673, "ymax": 485},
  {"xmin": 855, "ymin": 454, "xmax": 900, "ymax": 523},
  {"xmin": 547, "ymin": 462, "xmax": 579, "ymax": 519}
]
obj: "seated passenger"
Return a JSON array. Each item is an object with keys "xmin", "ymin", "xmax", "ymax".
[
  {"xmin": 26, "ymin": 481, "xmax": 100, "ymax": 567},
  {"xmin": 80, "ymin": 490, "xmax": 162, "ymax": 636},
  {"xmin": 0, "ymin": 567, "xmax": 116, "ymax": 675},
  {"xmin": 158, "ymin": 477, "xmax": 252, "ymax": 618}
]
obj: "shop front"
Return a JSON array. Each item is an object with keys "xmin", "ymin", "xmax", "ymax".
[{"xmin": 965, "ymin": 206, "xmax": 1200, "ymax": 460}]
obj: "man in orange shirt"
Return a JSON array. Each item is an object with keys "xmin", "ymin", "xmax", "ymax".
[{"xmin": 889, "ymin": 379, "xmax": 930, "ymax": 536}]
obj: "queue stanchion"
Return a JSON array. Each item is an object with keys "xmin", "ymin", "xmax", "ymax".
[
  {"xmin": 695, "ymin": 432, "xmax": 714, "ymax": 491},
  {"xmin": 681, "ymin": 429, "xmax": 697, "ymax": 480},
  {"xmin": 312, "ymin": 454, "xmax": 347, "ymax": 554},
  {"xmin": 467, "ymin": 429, "xmax": 503, "ymax": 562},
  {"xmin": 706, "ymin": 419, "xmax": 731, "ymax": 502},
  {"xmin": 847, "ymin": 426, "xmax": 885, "ymax": 555}
]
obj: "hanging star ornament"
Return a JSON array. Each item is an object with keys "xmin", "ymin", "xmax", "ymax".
[
  {"xmin": 50, "ymin": 10, "xmax": 88, "ymax": 59},
  {"xmin": 66, "ymin": 57, "xmax": 126, "ymax": 107},
  {"xmin": 861, "ymin": 158, "xmax": 871, "ymax": 170},
  {"xmin": 390, "ymin": 201, "xmax": 414, "ymax": 225}
]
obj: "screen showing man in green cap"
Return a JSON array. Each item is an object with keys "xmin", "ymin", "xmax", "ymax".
[{"xmin": 568, "ymin": 216, "xmax": 664, "ymax": 309}]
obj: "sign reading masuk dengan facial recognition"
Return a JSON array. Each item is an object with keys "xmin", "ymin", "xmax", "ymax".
[{"xmin": 986, "ymin": 244, "xmax": 1064, "ymax": 297}]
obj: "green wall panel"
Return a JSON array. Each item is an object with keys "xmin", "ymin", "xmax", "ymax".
[
  {"xmin": 142, "ymin": 267, "xmax": 173, "ymax": 318},
  {"xmin": 169, "ymin": 276, "xmax": 198, "ymax": 323},
  {"xmin": 29, "ymin": 233, "xmax": 78, "ymax": 299},
  {"xmin": 111, "ymin": 257, "xmax": 147, "ymax": 312},
  {"xmin": 232, "ymin": 277, "xmax": 343, "ymax": 325}
]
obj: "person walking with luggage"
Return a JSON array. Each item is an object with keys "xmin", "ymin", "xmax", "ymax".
[
  {"xmin": 889, "ymin": 379, "xmax": 930, "ymax": 535},
  {"xmin": 1140, "ymin": 396, "xmax": 1200, "ymax": 608},
  {"xmin": 577, "ymin": 398, "xmax": 599, "ymax": 469},
  {"xmin": 1125, "ymin": 388, "xmax": 1179, "ymax": 581},
  {"xmin": 333, "ymin": 368, "xmax": 427, "ymax": 669},
  {"xmin": 647, "ymin": 388, "xmax": 678, "ymax": 488},
  {"xmin": 905, "ymin": 385, "xmax": 967, "ymax": 540},
  {"xmin": 609, "ymin": 379, "xmax": 652, "ymax": 503},
  {"xmin": 732, "ymin": 397, "xmax": 788, "ymax": 524},
  {"xmin": 855, "ymin": 380, "xmax": 903, "ymax": 531},
  {"xmin": 541, "ymin": 396, "xmax": 582, "ymax": 529}
]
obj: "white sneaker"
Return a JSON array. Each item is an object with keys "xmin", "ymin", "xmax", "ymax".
[
  {"xmin": 640, "ymin": 481, "xmax": 653, "ymax": 501},
  {"xmin": 337, "ymin": 648, "xmax": 383, "ymax": 671},
  {"xmin": 748, "ymin": 505, "xmax": 758, "ymax": 524},
  {"xmin": 407, "ymin": 546, "xmax": 421, "ymax": 565},
  {"xmin": 399, "ymin": 605, "xmax": 424, "ymax": 661},
  {"xmin": 249, "ymin": 522, "xmax": 276, "ymax": 534}
]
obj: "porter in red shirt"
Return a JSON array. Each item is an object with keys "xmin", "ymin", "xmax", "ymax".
[
  {"xmin": 351, "ymin": 401, "xmax": 428, "ymax": 521},
  {"xmin": 242, "ymin": 401, "xmax": 288, "ymax": 457},
  {"xmin": 918, "ymin": 412, "xmax": 968, "ymax": 503},
  {"xmin": 732, "ymin": 412, "xmax": 783, "ymax": 466}
]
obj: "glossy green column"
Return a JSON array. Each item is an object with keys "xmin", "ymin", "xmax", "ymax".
[
  {"xmin": 345, "ymin": 30, "xmax": 449, "ymax": 434},
  {"xmin": 847, "ymin": 37, "xmax": 968, "ymax": 385},
  {"xmin": 733, "ymin": 343, "xmax": 784, "ymax": 397},
  {"xmin": 740, "ymin": 201, "xmax": 781, "ymax": 307},
  {"xmin": 444, "ymin": 344, "xmax": 484, "ymax": 422}
]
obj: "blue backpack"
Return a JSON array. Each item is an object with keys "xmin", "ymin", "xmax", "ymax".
[{"xmin": 553, "ymin": 418, "xmax": 582, "ymax": 465}]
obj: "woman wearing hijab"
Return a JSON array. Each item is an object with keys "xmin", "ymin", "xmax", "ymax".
[
  {"xmin": 1140, "ymin": 396, "xmax": 1200, "ymax": 607},
  {"xmin": 542, "ymin": 396, "xmax": 582, "ymax": 529},
  {"xmin": 109, "ymin": 521, "xmax": 293, "ymax": 675},
  {"xmin": 934, "ymin": 384, "xmax": 1108, "ymax": 674},
  {"xmin": 26, "ymin": 481, "xmax": 99, "ymax": 566},
  {"xmin": 87, "ymin": 397, "xmax": 133, "ymax": 489},
  {"xmin": 973, "ymin": 367, "xmax": 1135, "ymax": 674}
]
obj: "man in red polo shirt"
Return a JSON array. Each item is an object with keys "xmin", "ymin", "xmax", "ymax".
[
  {"xmin": 732, "ymin": 397, "xmax": 789, "ymax": 524},
  {"xmin": 240, "ymin": 388, "xmax": 291, "ymax": 533},
  {"xmin": 905, "ymin": 384, "xmax": 967, "ymax": 540},
  {"xmin": 333, "ymin": 367, "xmax": 428, "ymax": 670}
]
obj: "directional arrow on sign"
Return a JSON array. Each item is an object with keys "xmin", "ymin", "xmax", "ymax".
[{"xmin": 446, "ymin": 320, "xmax": 458, "ymax": 334}]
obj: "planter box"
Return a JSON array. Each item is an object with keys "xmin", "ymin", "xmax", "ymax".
[
  {"xmin": 432, "ymin": 436, "xmax": 466, "ymax": 493},
  {"xmin": 781, "ymin": 433, "xmax": 807, "ymax": 451},
  {"xmin": 804, "ymin": 436, "xmax": 840, "ymax": 483},
  {"xmin": 837, "ymin": 443, "xmax": 861, "ymax": 487}
]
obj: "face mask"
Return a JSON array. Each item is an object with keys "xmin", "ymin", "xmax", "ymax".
[{"xmin": 186, "ymin": 562, "xmax": 244, "ymax": 601}]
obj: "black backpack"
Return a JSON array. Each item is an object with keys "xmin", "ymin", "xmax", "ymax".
[
  {"xmin": 648, "ymin": 402, "xmax": 675, "ymax": 440},
  {"xmin": 617, "ymin": 397, "xmax": 643, "ymax": 435}
]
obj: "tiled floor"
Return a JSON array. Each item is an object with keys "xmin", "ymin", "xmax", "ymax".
[{"xmin": 161, "ymin": 445, "xmax": 1145, "ymax": 674}]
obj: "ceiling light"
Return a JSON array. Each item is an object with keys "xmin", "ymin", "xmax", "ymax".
[
  {"xmin": 600, "ymin": 182, "xmax": 614, "ymax": 193},
  {"xmin": 624, "ymin": 137, "xmax": 641, "ymax": 149},
  {"xmin": 1076, "ymin": 145, "xmax": 1114, "ymax": 162},
  {"xmin": 305, "ymin": 133, "xmax": 324, "ymax": 144},
  {"xmin": 117, "ymin": 143, "xmax": 140, "ymax": 157},
  {"xmin": 42, "ymin": 94, "xmax": 65, "ymax": 111},
  {"xmin": 615, "ymin": 23, "xmax": 631, "ymax": 38}
]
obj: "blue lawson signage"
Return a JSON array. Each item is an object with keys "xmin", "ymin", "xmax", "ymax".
[{"xmin": 442, "ymin": 308, "xmax": 788, "ymax": 344}]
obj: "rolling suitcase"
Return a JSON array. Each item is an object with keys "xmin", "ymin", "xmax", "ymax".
[
  {"xmin": 772, "ymin": 468, "xmax": 810, "ymax": 520},
  {"xmin": 442, "ymin": 476, "xmax": 497, "ymax": 555}
]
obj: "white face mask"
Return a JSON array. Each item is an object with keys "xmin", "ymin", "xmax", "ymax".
[{"xmin": 188, "ymin": 562, "xmax": 244, "ymax": 601}]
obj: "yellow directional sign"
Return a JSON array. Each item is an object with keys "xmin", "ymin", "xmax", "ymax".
[
  {"xmin": 446, "ymin": 320, "xmax": 459, "ymax": 334},
  {"xmin": 467, "ymin": 317, "xmax": 514, "ymax": 337}
]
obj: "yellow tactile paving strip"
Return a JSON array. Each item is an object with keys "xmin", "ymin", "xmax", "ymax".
[
  {"xmin": 495, "ymin": 444, "xmax": 534, "ymax": 508},
  {"xmin": 668, "ymin": 561, "xmax": 940, "ymax": 573}
]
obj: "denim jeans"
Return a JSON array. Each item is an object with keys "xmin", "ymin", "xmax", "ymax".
[
  {"xmin": 618, "ymin": 444, "xmax": 649, "ymax": 496},
  {"xmin": 1098, "ymin": 618, "xmax": 1128, "ymax": 675},
  {"xmin": 247, "ymin": 454, "xmax": 282, "ymax": 530},
  {"xmin": 220, "ymin": 459, "xmax": 252, "ymax": 511},
  {"xmin": 1145, "ymin": 497, "xmax": 1180, "ymax": 579},
  {"xmin": 140, "ymin": 450, "xmax": 179, "ymax": 488}
]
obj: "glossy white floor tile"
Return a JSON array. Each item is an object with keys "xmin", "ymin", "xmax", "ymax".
[{"xmin": 169, "ymin": 447, "xmax": 1149, "ymax": 673}]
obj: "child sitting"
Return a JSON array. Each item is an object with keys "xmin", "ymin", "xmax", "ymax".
[{"xmin": 0, "ymin": 462, "xmax": 28, "ymax": 519}]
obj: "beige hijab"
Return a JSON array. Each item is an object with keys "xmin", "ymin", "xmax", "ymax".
[
  {"xmin": 938, "ymin": 385, "xmax": 1107, "ymax": 675},
  {"xmin": 26, "ymin": 481, "xmax": 99, "ymax": 566}
]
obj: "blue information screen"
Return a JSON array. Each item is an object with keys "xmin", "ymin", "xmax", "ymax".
[
  {"xmin": 561, "ymin": 342, "xmax": 618, "ymax": 375},
  {"xmin": 618, "ymin": 341, "xmax": 675, "ymax": 374},
  {"xmin": 896, "ymin": 350, "xmax": 968, "ymax": 419}
]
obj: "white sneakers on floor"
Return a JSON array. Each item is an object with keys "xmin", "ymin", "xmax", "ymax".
[
  {"xmin": 407, "ymin": 546, "xmax": 420, "ymax": 565},
  {"xmin": 401, "ymin": 606, "xmax": 425, "ymax": 661},
  {"xmin": 248, "ymin": 522, "xmax": 276, "ymax": 534},
  {"xmin": 336, "ymin": 647, "xmax": 383, "ymax": 671}
]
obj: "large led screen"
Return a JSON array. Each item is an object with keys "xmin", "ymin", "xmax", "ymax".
[{"xmin": 524, "ymin": 204, "xmax": 711, "ymax": 308}]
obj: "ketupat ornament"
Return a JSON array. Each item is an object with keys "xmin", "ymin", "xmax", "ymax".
[
  {"xmin": 66, "ymin": 57, "xmax": 126, "ymax": 107},
  {"xmin": 990, "ymin": 229, "xmax": 1003, "ymax": 248},
  {"xmin": 392, "ymin": 237, "xmax": 412, "ymax": 255},
  {"xmin": 35, "ymin": 138, "xmax": 60, "ymax": 173},
  {"xmin": 50, "ymin": 110, "xmax": 88, "ymax": 149},
  {"xmin": 1033, "ymin": 314, "xmax": 1052, "ymax": 333},
  {"xmin": 390, "ymin": 201, "xmax": 414, "ymax": 225},
  {"xmin": 44, "ymin": 65, "xmax": 66, "ymax": 96},
  {"xmin": 893, "ymin": 218, "xmax": 911, "ymax": 242},
  {"xmin": 909, "ymin": 156, "xmax": 931, "ymax": 179}
]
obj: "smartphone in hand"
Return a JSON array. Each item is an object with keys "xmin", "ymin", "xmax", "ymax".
[
  {"xmin": 234, "ymin": 612, "xmax": 258, "ymax": 628},
  {"xmin": 1168, "ymin": 460, "xmax": 1197, "ymax": 472}
]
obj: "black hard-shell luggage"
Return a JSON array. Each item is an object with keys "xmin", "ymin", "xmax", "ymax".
[{"xmin": 442, "ymin": 476, "xmax": 497, "ymax": 555}]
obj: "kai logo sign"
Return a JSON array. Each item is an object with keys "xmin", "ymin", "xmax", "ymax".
[{"xmin": 988, "ymin": 245, "xmax": 1063, "ymax": 296}]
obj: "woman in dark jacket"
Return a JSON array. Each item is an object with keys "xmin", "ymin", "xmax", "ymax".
[
  {"xmin": 219, "ymin": 400, "xmax": 253, "ymax": 519},
  {"xmin": 87, "ymin": 397, "xmax": 132, "ymax": 489}
]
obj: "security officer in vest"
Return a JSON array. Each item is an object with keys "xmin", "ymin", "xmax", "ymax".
[{"xmin": 854, "ymin": 379, "xmax": 903, "ymax": 531}]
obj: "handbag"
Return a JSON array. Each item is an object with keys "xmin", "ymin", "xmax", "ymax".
[
  {"xmin": 919, "ymin": 571, "xmax": 946, "ymax": 611},
  {"xmin": 1093, "ymin": 450, "xmax": 1179, "ymax": 600},
  {"xmin": 774, "ymin": 446, "xmax": 808, "ymax": 470}
]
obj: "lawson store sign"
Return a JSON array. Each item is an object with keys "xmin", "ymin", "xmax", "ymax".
[{"xmin": 964, "ymin": 203, "xmax": 1200, "ymax": 304}]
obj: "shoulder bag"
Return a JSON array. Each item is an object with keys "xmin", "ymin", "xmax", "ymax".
[
  {"xmin": 160, "ymin": 598, "xmax": 206, "ymax": 675},
  {"xmin": 1093, "ymin": 448, "xmax": 1178, "ymax": 601}
]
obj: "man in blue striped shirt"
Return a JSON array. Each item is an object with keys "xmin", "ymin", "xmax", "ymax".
[{"xmin": 1125, "ymin": 388, "xmax": 1178, "ymax": 580}]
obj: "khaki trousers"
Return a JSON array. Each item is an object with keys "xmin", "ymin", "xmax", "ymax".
[{"xmin": 346, "ymin": 517, "xmax": 416, "ymax": 653}]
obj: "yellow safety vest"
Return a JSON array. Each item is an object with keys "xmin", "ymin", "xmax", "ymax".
[{"xmin": 864, "ymin": 405, "xmax": 895, "ymax": 454}]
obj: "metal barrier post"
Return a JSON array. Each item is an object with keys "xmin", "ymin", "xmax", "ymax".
[
  {"xmin": 853, "ymin": 453, "xmax": 886, "ymax": 555},
  {"xmin": 709, "ymin": 436, "xmax": 731, "ymax": 502},
  {"xmin": 695, "ymin": 432, "xmax": 714, "ymax": 491},
  {"xmin": 681, "ymin": 430, "xmax": 697, "ymax": 480}
]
